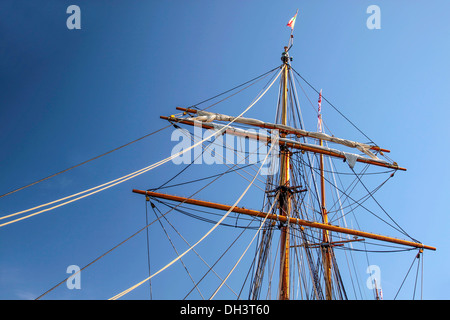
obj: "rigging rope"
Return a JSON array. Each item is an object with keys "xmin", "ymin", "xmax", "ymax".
[
  {"xmin": 149, "ymin": 201, "xmax": 205, "ymax": 299},
  {"xmin": 349, "ymin": 166, "xmax": 418, "ymax": 243},
  {"xmin": 291, "ymin": 67, "xmax": 376, "ymax": 145},
  {"xmin": 209, "ymin": 195, "xmax": 278, "ymax": 299},
  {"xmin": 108, "ymin": 135, "xmax": 278, "ymax": 300},
  {"xmin": 2, "ymin": 66, "xmax": 279, "ymax": 201},
  {"xmin": 190, "ymin": 66, "xmax": 280, "ymax": 110},
  {"xmin": 0, "ymin": 66, "xmax": 284, "ymax": 229},
  {"xmin": 144, "ymin": 200, "xmax": 153, "ymax": 299},
  {"xmin": 35, "ymin": 142, "xmax": 256, "ymax": 299},
  {"xmin": 0, "ymin": 124, "xmax": 172, "ymax": 199},
  {"xmin": 394, "ymin": 251, "xmax": 422, "ymax": 299},
  {"xmin": 150, "ymin": 202, "xmax": 240, "ymax": 299}
]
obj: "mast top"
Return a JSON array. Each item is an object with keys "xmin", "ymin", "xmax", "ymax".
[{"xmin": 281, "ymin": 46, "xmax": 292, "ymax": 64}]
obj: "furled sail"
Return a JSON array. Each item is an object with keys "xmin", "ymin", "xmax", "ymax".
[{"xmin": 185, "ymin": 110, "xmax": 380, "ymax": 160}]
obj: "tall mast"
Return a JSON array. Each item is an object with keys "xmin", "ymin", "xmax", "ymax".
[
  {"xmin": 137, "ymin": 25, "xmax": 436, "ymax": 300},
  {"xmin": 279, "ymin": 47, "xmax": 291, "ymax": 300},
  {"xmin": 318, "ymin": 89, "xmax": 333, "ymax": 300},
  {"xmin": 320, "ymin": 138, "xmax": 332, "ymax": 300}
]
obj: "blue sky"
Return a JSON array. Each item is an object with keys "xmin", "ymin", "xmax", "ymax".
[{"xmin": 1, "ymin": 1, "xmax": 449, "ymax": 300}]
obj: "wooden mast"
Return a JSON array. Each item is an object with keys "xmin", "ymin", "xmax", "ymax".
[
  {"xmin": 320, "ymin": 138, "xmax": 332, "ymax": 300},
  {"xmin": 279, "ymin": 47, "xmax": 290, "ymax": 300},
  {"xmin": 132, "ymin": 34, "xmax": 437, "ymax": 300},
  {"xmin": 318, "ymin": 88, "xmax": 333, "ymax": 300}
]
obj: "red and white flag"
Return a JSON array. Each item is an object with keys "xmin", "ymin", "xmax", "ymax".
[{"xmin": 287, "ymin": 11, "xmax": 298, "ymax": 30}]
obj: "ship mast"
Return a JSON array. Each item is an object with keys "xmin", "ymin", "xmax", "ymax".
[
  {"xmin": 279, "ymin": 46, "xmax": 291, "ymax": 300},
  {"xmin": 132, "ymin": 35, "xmax": 436, "ymax": 300},
  {"xmin": 320, "ymin": 135, "xmax": 332, "ymax": 299},
  {"xmin": 317, "ymin": 88, "xmax": 333, "ymax": 300}
]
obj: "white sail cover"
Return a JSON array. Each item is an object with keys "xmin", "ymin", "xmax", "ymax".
[{"xmin": 186, "ymin": 110, "xmax": 380, "ymax": 160}]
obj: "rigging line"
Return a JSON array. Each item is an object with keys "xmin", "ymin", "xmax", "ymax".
[
  {"xmin": 152, "ymin": 124, "xmax": 213, "ymax": 190},
  {"xmin": 334, "ymin": 246, "xmax": 416, "ymax": 254},
  {"xmin": 150, "ymin": 202, "xmax": 205, "ymax": 299},
  {"xmin": 175, "ymin": 84, "xmax": 278, "ymax": 190},
  {"xmin": 288, "ymin": 68, "xmax": 305, "ymax": 131},
  {"xmin": 109, "ymin": 139, "xmax": 278, "ymax": 300},
  {"xmin": 421, "ymin": 251, "xmax": 424, "ymax": 300},
  {"xmin": 394, "ymin": 251, "xmax": 420, "ymax": 300},
  {"xmin": 145, "ymin": 201, "xmax": 152, "ymax": 300},
  {"xmin": 196, "ymin": 68, "xmax": 279, "ymax": 113},
  {"xmin": 36, "ymin": 144, "xmax": 248, "ymax": 301},
  {"xmin": 183, "ymin": 233, "xmax": 247, "ymax": 299},
  {"xmin": 159, "ymin": 200, "xmax": 258, "ymax": 224},
  {"xmin": 413, "ymin": 251, "xmax": 421, "ymax": 300},
  {"xmin": 349, "ymin": 166, "xmax": 418, "ymax": 242},
  {"xmin": 300, "ymin": 152, "xmax": 372, "ymax": 300},
  {"xmin": 209, "ymin": 197, "xmax": 278, "ymax": 300},
  {"xmin": 1, "ymin": 67, "xmax": 284, "ymax": 228},
  {"xmin": 35, "ymin": 212, "xmax": 162, "ymax": 300},
  {"xmin": 154, "ymin": 199, "xmax": 267, "ymax": 230},
  {"xmin": 266, "ymin": 229, "xmax": 282, "ymax": 300},
  {"xmin": 176, "ymin": 122, "xmax": 268, "ymax": 191},
  {"xmin": 293, "ymin": 154, "xmax": 371, "ymax": 216},
  {"xmin": 0, "ymin": 124, "xmax": 172, "ymax": 200},
  {"xmin": 291, "ymin": 67, "xmax": 376, "ymax": 145},
  {"xmin": 183, "ymin": 214, "xmax": 255, "ymax": 300},
  {"xmin": 290, "ymin": 69, "xmax": 333, "ymax": 135},
  {"xmin": 327, "ymin": 163, "xmax": 389, "ymax": 219},
  {"xmin": 190, "ymin": 66, "xmax": 280, "ymax": 109},
  {"xmin": 150, "ymin": 204, "xmax": 240, "ymax": 299},
  {"xmin": 292, "ymin": 154, "xmax": 394, "ymax": 175},
  {"xmin": 299, "ymin": 161, "xmax": 409, "ymax": 236}
]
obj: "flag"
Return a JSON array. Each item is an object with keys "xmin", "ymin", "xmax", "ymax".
[
  {"xmin": 287, "ymin": 11, "xmax": 298, "ymax": 30},
  {"xmin": 317, "ymin": 89, "xmax": 322, "ymax": 132}
]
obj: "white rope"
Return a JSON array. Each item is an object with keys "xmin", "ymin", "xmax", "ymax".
[
  {"xmin": 0, "ymin": 67, "xmax": 284, "ymax": 229},
  {"xmin": 109, "ymin": 138, "xmax": 278, "ymax": 300}
]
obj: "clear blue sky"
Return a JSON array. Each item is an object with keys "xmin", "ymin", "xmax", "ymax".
[{"xmin": 1, "ymin": 1, "xmax": 449, "ymax": 300}]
